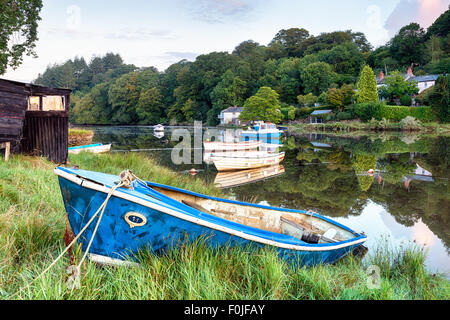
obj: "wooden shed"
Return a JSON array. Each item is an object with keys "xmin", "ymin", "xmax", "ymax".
[{"xmin": 0, "ymin": 78, "xmax": 72, "ymax": 163}]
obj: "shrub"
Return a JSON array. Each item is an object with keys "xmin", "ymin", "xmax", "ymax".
[
  {"xmin": 400, "ymin": 116, "xmax": 422, "ymax": 130},
  {"xmin": 296, "ymin": 107, "xmax": 313, "ymax": 118},
  {"xmin": 400, "ymin": 95, "xmax": 412, "ymax": 106},
  {"xmin": 354, "ymin": 102, "xmax": 434, "ymax": 122},
  {"xmin": 336, "ymin": 111, "xmax": 352, "ymax": 121}
]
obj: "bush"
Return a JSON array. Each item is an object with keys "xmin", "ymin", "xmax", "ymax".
[
  {"xmin": 400, "ymin": 95, "xmax": 412, "ymax": 106},
  {"xmin": 296, "ymin": 107, "xmax": 313, "ymax": 118},
  {"xmin": 336, "ymin": 111, "xmax": 352, "ymax": 120},
  {"xmin": 400, "ymin": 116, "xmax": 422, "ymax": 130},
  {"xmin": 354, "ymin": 102, "xmax": 435, "ymax": 122}
]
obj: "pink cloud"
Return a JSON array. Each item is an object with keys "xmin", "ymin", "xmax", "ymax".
[{"xmin": 384, "ymin": 0, "xmax": 449, "ymax": 37}]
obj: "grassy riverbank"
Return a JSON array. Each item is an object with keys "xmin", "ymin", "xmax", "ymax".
[{"xmin": 0, "ymin": 152, "xmax": 448, "ymax": 300}]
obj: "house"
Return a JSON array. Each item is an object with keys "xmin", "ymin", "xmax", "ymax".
[
  {"xmin": 308, "ymin": 110, "xmax": 333, "ymax": 124},
  {"xmin": 0, "ymin": 78, "xmax": 72, "ymax": 163},
  {"xmin": 376, "ymin": 68, "xmax": 439, "ymax": 94},
  {"xmin": 218, "ymin": 106, "xmax": 243, "ymax": 125}
]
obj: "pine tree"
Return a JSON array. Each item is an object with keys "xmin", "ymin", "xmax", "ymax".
[{"xmin": 356, "ymin": 65, "xmax": 378, "ymax": 103}]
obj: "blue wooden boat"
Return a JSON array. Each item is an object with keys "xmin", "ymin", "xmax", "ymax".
[{"xmin": 55, "ymin": 167, "xmax": 367, "ymax": 266}]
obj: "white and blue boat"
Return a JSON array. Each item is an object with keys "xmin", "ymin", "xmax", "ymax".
[
  {"xmin": 68, "ymin": 143, "xmax": 111, "ymax": 154},
  {"xmin": 241, "ymin": 122, "xmax": 283, "ymax": 143},
  {"xmin": 55, "ymin": 167, "xmax": 367, "ymax": 266}
]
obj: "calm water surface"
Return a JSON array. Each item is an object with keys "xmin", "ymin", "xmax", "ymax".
[{"xmin": 85, "ymin": 126, "xmax": 449, "ymax": 276}]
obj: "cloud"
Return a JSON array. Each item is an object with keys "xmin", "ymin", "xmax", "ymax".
[
  {"xmin": 384, "ymin": 0, "xmax": 449, "ymax": 37},
  {"xmin": 183, "ymin": 0, "xmax": 260, "ymax": 24},
  {"xmin": 164, "ymin": 51, "xmax": 200, "ymax": 61},
  {"xmin": 45, "ymin": 27, "xmax": 174, "ymax": 41}
]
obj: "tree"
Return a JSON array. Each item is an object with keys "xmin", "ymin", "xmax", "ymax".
[
  {"xmin": 136, "ymin": 87, "xmax": 164, "ymax": 124},
  {"xmin": 300, "ymin": 62, "xmax": 335, "ymax": 96},
  {"xmin": 297, "ymin": 93, "xmax": 318, "ymax": 107},
  {"xmin": 356, "ymin": 65, "xmax": 378, "ymax": 103},
  {"xmin": 0, "ymin": 0, "xmax": 43, "ymax": 74},
  {"xmin": 269, "ymin": 28, "xmax": 311, "ymax": 58},
  {"xmin": 379, "ymin": 71, "xmax": 418, "ymax": 103},
  {"xmin": 327, "ymin": 88, "xmax": 344, "ymax": 110},
  {"xmin": 428, "ymin": 75, "xmax": 449, "ymax": 123},
  {"xmin": 427, "ymin": 8, "xmax": 450, "ymax": 38},
  {"xmin": 108, "ymin": 72, "xmax": 141, "ymax": 124},
  {"xmin": 389, "ymin": 23, "xmax": 427, "ymax": 66},
  {"xmin": 239, "ymin": 87, "xmax": 283, "ymax": 123},
  {"xmin": 207, "ymin": 70, "xmax": 247, "ymax": 125}
]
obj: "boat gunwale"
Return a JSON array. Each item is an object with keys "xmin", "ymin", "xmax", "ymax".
[
  {"xmin": 54, "ymin": 167, "xmax": 367, "ymax": 251},
  {"xmin": 210, "ymin": 152, "xmax": 285, "ymax": 160}
]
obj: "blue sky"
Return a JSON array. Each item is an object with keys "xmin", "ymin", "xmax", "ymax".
[{"xmin": 4, "ymin": 0, "xmax": 449, "ymax": 82}]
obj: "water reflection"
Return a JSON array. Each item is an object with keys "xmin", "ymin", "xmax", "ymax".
[{"xmin": 87, "ymin": 126, "xmax": 449, "ymax": 276}]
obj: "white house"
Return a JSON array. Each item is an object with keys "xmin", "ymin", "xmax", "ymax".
[
  {"xmin": 218, "ymin": 106, "xmax": 243, "ymax": 125},
  {"xmin": 376, "ymin": 69, "xmax": 439, "ymax": 94}
]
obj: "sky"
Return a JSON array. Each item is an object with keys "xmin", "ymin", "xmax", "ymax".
[{"xmin": 3, "ymin": 0, "xmax": 449, "ymax": 83}]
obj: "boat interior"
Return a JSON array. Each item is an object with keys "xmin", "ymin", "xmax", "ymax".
[{"xmin": 151, "ymin": 186, "xmax": 357, "ymax": 244}]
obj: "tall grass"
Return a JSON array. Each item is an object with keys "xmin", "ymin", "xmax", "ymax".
[{"xmin": 0, "ymin": 153, "xmax": 448, "ymax": 300}]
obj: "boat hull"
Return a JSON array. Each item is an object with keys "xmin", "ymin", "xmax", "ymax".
[
  {"xmin": 68, "ymin": 144, "xmax": 111, "ymax": 154},
  {"xmin": 56, "ymin": 168, "xmax": 366, "ymax": 267},
  {"xmin": 211, "ymin": 152, "xmax": 285, "ymax": 171},
  {"xmin": 203, "ymin": 140, "xmax": 261, "ymax": 151}
]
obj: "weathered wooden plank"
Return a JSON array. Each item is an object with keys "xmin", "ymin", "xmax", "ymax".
[
  {"xmin": 0, "ymin": 117, "xmax": 23, "ymax": 126},
  {"xmin": 25, "ymin": 110, "xmax": 69, "ymax": 118},
  {"xmin": 0, "ymin": 90, "xmax": 28, "ymax": 101},
  {"xmin": 0, "ymin": 126, "xmax": 22, "ymax": 136}
]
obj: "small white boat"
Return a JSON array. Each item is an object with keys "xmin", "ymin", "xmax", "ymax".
[
  {"xmin": 203, "ymin": 140, "xmax": 261, "ymax": 151},
  {"xmin": 154, "ymin": 124, "xmax": 164, "ymax": 132},
  {"xmin": 68, "ymin": 143, "xmax": 111, "ymax": 154},
  {"xmin": 210, "ymin": 151, "xmax": 285, "ymax": 171}
]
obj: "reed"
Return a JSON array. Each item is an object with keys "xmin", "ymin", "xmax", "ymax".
[{"xmin": 0, "ymin": 153, "xmax": 448, "ymax": 300}]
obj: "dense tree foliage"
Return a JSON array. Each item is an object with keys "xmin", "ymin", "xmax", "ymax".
[
  {"xmin": 356, "ymin": 65, "xmax": 378, "ymax": 103},
  {"xmin": 33, "ymin": 10, "xmax": 450, "ymax": 125},
  {"xmin": 0, "ymin": 0, "xmax": 43, "ymax": 75}
]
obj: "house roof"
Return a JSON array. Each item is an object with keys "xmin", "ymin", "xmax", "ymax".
[
  {"xmin": 409, "ymin": 75, "xmax": 439, "ymax": 83},
  {"xmin": 376, "ymin": 74, "xmax": 439, "ymax": 85},
  {"xmin": 221, "ymin": 106, "xmax": 243, "ymax": 113},
  {"xmin": 310, "ymin": 109, "xmax": 333, "ymax": 115}
]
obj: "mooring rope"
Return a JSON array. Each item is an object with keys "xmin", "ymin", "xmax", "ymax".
[{"xmin": 10, "ymin": 170, "xmax": 137, "ymax": 298}]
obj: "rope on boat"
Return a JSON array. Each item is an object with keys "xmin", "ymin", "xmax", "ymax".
[{"xmin": 10, "ymin": 170, "xmax": 137, "ymax": 298}]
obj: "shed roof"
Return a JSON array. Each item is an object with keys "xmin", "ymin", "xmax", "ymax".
[{"xmin": 310, "ymin": 109, "xmax": 333, "ymax": 115}]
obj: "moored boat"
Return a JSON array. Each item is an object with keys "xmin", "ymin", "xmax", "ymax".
[
  {"xmin": 210, "ymin": 151, "xmax": 285, "ymax": 171},
  {"xmin": 55, "ymin": 167, "xmax": 368, "ymax": 267},
  {"xmin": 203, "ymin": 140, "xmax": 261, "ymax": 151},
  {"xmin": 154, "ymin": 124, "xmax": 164, "ymax": 132},
  {"xmin": 68, "ymin": 143, "xmax": 111, "ymax": 154},
  {"xmin": 241, "ymin": 122, "xmax": 283, "ymax": 141}
]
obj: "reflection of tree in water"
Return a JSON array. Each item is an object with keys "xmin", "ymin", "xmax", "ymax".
[
  {"xmin": 351, "ymin": 154, "xmax": 376, "ymax": 192},
  {"xmin": 229, "ymin": 134, "xmax": 448, "ymax": 249}
]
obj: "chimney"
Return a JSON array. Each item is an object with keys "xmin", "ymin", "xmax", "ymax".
[{"xmin": 407, "ymin": 66, "xmax": 414, "ymax": 79}]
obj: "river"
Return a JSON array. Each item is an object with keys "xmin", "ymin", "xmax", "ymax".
[{"xmin": 83, "ymin": 125, "xmax": 449, "ymax": 277}]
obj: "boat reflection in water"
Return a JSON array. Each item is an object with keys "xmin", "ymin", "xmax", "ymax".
[
  {"xmin": 214, "ymin": 165, "xmax": 285, "ymax": 189},
  {"xmin": 153, "ymin": 131, "xmax": 165, "ymax": 139}
]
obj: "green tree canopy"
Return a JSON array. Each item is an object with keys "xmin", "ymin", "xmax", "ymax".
[
  {"xmin": 356, "ymin": 65, "xmax": 378, "ymax": 103},
  {"xmin": 300, "ymin": 62, "xmax": 336, "ymax": 96},
  {"xmin": 0, "ymin": 0, "xmax": 43, "ymax": 74},
  {"xmin": 240, "ymin": 86, "xmax": 283, "ymax": 123},
  {"xmin": 379, "ymin": 70, "xmax": 419, "ymax": 102}
]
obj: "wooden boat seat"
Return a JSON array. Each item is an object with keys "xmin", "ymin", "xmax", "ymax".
[{"xmin": 182, "ymin": 200, "xmax": 214, "ymax": 215}]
